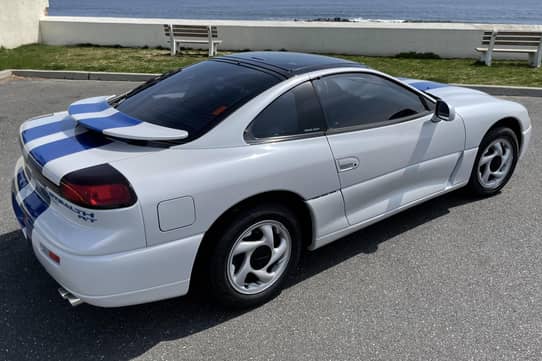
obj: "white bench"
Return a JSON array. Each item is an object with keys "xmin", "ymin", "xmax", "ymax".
[
  {"xmin": 476, "ymin": 30, "xmax": 542, "ymax": 68},
  {"xmin": 164, "ymin": 24, "xmax": 222, "ymax": 57}
]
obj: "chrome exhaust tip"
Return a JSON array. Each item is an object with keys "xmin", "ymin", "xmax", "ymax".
[{"xmin": 58, "ymin": 287, "xmax": 83, "ymax": 307}]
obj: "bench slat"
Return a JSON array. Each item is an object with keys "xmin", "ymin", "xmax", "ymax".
[
  {"xmin": 166, "ymin": 34, "xmax": 210, "ymax": 38},
  {"xmin": 167, "ymin": 39, "xmax": 222, "ymax": 44},
  {"xmin": 165, "ymin": 31, "xmax": 218, "ymax": 38},
  {"xmin": 476, "ymin": 47, "xmax": 537, "ymax": 53},
  {"xmin": 164, "ymin": 25, "xmax": 218, "ymax": 38},
  {"xmin": 169, "ymin": 29, "xmax": 218, "ymax": 34},
  {"xmin": 497, "ymin": 31, "xmax": 542, "ymax": 36},
  {"xmin": 166, "ymin": 25, "xmax": 215, "ymax": 29},
  {"xmin": 166, "ymin": 30, "xmax": 218, "ymax": 33},
  {"xmin": 483, "ymin": 35, "xmax": 542, "ymax": 41},
  {"xmin": 165, "ymin": 34, "xmax": 219, "ymax": 38},
  {"xmin": 481, "ymin": 40, "xmax": 541, "ymax": 46},
  {"xmin": 483, "ymin": 31, "xmax": 542, "ymax": 36},
  {"xmin": 166, "ymin": 31, "xmax": 215, "ymax": 35},
  {"xmin": 167, "ymin": 26, "xmax": 217, "ymax": 30}
]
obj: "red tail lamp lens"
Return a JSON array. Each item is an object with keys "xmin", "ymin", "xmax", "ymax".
[
  {"xmin": 61, "ymin": 182, "xmax": 133, "ymax": 208},
  {"xmin": 59, "ymin": 164, "xmax": 137, "ymax": 209}
]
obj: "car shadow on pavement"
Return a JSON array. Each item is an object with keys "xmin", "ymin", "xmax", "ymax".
[{"xmin": 0, "ymin": 190, "xmax": 477, "ymax": 361}]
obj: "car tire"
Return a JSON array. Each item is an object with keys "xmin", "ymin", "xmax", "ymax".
[
  {"xmin": 206, "ymin": 203, "xmax": 302, "ymax": 308},
  {"xmin": 467, "ymin": 127, "xmax": 519, "ymax": 196}
]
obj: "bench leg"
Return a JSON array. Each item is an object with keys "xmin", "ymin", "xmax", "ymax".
[
  {"xmin": 528, "ymin": 53, "xmax": 536, "ymax": 67},
  {"xmin": 208, "ymin": 42, "xmax": 214, "ymax": 57},
  {"xmin": 479, "ymin": 51, "xmax": 492, "ymax": 66},
  {"xmin": 485, "ymin": 50, "xmax": 493, "ymax": 66},
  {"xmin": 528, "ymin": 52, "xmax": 541, "ymax": 68}
]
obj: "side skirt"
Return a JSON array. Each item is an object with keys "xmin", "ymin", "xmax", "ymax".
[{"xmin": 308, "ymin": 180, "xmax": 469, "ymax": 251}]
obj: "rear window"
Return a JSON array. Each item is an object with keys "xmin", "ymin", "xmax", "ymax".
[{"xmin": 113, "ymin": 61, "xmax": 281, "ymax": 140}]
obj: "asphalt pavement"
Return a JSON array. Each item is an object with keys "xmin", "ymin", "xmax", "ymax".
[{"xmin": 0, "ymin": 78, "xmax": 541, "ymax": 361}]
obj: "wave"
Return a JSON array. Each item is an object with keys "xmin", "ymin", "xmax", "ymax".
[
  {"xmin": 349, "ymin": 17, "xmax": 406, "ymax": 23},
  {"xmin": 299, "ymin": 17, "xmax": 407, "ymax": 23}
]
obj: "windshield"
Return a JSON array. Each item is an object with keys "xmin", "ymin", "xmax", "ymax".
[{"xmin": 114, "ymin": 60, "xmax": 281, "ymax": 141}]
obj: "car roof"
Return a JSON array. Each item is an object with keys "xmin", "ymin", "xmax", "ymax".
[{"xmin": 214, "ymin": 51, "xmax": 366, "ymax": 78}]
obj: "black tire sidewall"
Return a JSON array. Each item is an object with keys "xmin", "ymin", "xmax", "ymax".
[
  {"xmin": 208, "ymin": 203, "xmax": 302, "ymax": 308},
  {"xmin": 469, "ymin": 127, "xmax": 519, "ymax": 196}
]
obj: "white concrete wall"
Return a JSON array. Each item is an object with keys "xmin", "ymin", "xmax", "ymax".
[
  {"xmin": 0, "ymin": 0, "xmax": 49, "ymax": 48},
  {"xmin": 40, "ymin": 16, "xmax": 542, "ymax": 59}
]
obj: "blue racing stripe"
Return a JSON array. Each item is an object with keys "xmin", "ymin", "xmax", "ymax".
[
  {"xmin": 77, "ymin": 111, "xmax": 142, "ymax": 132},
  {"xmin": 408, "ymin": 81, "xmax": 449, "ymax": 91},
  {"xmin": 16, "ymin": 168, "xmax": 29, "ymax": 190},
  {"xmin": 30, "ymin": 132, "xmax": 112, "ymax": 167},
  {"xmin": 68, "ymin": 99, "xmax": 111, "ymax": 115},
  {"xmin": 22, "ymin": 191, "xmax": 49, "ymax": 220},
  {"xmin": 21, "ymin": 116, "xmax": 75, "ymax": 144},
  {"xmin": 11, "ymin": 192, "xmax": 26, "ymax": 228}
]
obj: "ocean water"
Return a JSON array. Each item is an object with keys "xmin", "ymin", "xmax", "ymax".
[{"xmin": 48, "ymin": 0, "xmax": 542, "ymax": 24}]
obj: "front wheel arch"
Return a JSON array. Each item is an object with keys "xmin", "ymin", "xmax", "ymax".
[
  {"xmin": 468, "ymin": 126, "xmax": 519, "ymax": 196},
  {"xmin": 485, "ymin": 117, "xmax": 523, "ymax": 151}
]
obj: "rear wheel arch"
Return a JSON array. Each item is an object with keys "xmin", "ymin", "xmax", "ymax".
[{"xmin": 189, "ymin": 190, "xmax": 313, "ymax": 290}]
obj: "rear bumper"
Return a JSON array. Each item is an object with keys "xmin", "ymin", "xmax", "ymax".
[
  {"xmin": 30, "ymin": 229, "xmax": 203, "ymax": 307},
  {"xmin": 11, "ymin": 159, "xmax": 204, "ymax": 308}
]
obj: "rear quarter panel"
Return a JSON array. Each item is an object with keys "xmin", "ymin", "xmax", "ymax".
[{"xmin": 112, "ymin": 137, "xmax": 340, "ymax": 246}]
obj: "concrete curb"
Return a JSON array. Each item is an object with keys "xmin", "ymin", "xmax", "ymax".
[
  {"xmin": 10, "ymin": 69, "xmax": 158, "ymax": 82},
  {"xmin": 2, "ymin": 69, "xmax": 542, "ymax": 96},
  {"xmin": 452, "ymin": 83, "xmax": 542, "ymax": 97},
  {"xmin": 0, "ymin": 69, "xmax": 12, "ymax": 81}
]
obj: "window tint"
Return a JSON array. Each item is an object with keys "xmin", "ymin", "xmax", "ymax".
[
  {"xmin": 114, "ymin": 61, "xmax": 281, "ymax": 140},
  {"xmin": 314, "ymin": 73, "xmax": 429, "ymax": 130},
  {"xmin": 248, "ymin": 82, "xmax": 326, "ymax": 140}
]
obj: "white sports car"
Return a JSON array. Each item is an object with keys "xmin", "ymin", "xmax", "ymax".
[{"xmin": 11, "ymin": 52, "xmax": 532, "ymax": 308}]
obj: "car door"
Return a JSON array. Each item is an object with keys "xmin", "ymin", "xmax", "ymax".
[{"xmin": 314, "ymin": 72, "xmax": 465, "ymax": 226}]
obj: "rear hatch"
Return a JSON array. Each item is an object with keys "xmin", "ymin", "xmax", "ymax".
[
  {"xmin": 19, "ymin": 95, "xmax": 187, "ymax": 188},
  {"xmin": 15, "ymin": 95, "xmax": 186, "ymax": 248}
]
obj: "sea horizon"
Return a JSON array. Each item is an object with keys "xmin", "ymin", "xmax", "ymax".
[{"xmin": 48, "ymin": 0, "xmax": 542, "ymax": 25}]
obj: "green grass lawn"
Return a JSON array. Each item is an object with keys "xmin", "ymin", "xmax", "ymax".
[{"xmin": 1, "ymin": 44, "xmax": 541, "ymax": 87}]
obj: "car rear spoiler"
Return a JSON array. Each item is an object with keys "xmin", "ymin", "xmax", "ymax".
[{"xmin": 68, "ymin": 96, "xmax": 189, "ymax": 141}]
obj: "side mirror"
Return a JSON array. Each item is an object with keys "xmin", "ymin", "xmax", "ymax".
[{"xmin": 434, "ymin": 100, "xmax": 455, "ymax": 122}]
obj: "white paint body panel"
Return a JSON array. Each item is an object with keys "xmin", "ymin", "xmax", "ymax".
[
  {"xmin": 326, "ymin": 111, "xmax": 465, "ymax": 225},
  {"xmin": 10, "ymin": 65, "xmax": 532, "ymax": 307},
  {"xmin": 32, "ymin": 229, "xmax": 203, "ymax": 307},
  {"xmin": 114, "ymin": 136, "xmax": 341, "ymax": 247}
]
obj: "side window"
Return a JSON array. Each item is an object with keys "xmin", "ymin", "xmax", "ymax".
[
  {"xmin": 314, "ymin": 73, "xmax": 430, "ymax": 130},
  {"xmin": 247, "ymin": 82, "xmax": 326, "ymax": 140}
]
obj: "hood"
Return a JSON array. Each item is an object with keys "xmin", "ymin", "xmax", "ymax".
[{"xmin": 399, "ymin": 78, "xmax": 496, "ymax": 108}]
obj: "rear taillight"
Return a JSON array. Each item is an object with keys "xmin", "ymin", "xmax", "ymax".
[{"xmin": 59, "ymin": 164, "xmax": 137, "ymax": 209}]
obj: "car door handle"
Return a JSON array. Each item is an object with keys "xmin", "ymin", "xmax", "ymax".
[{"xmin": 336, "ymin": 157, "xmax": 359, "ymax": 172}]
